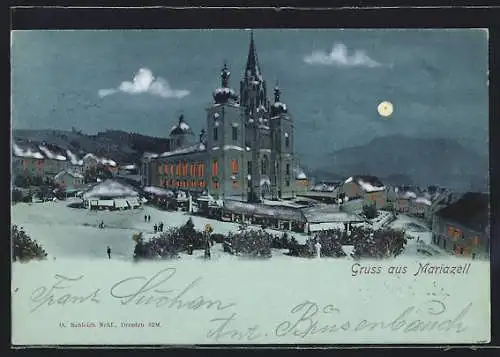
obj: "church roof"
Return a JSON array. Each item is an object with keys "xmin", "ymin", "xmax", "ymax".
[{"xmin": 170, "ymin": 115, "xmax": 194, "ymax": 136}]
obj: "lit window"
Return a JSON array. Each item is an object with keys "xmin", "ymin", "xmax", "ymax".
[
  {"xmin": 212, "ymin": 160, "xmax": 219, "ymax": 177},
  {"xmin": 231, "ymin": 159, "xmax": 239, "ymax": 174}
]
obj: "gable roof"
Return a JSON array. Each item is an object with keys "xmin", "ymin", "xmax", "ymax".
[
  {"xmin": 55, "ymin": 170, "xmax": 84, "ymax": 180},
  {"xmin": 82, "ymin": 179, "xmax": 138, "ymax": 199},
  {"xmin": 345, "ymin": 175, "xmax": 385, "ymax": 193},
  {"xmin": 435, "ymin": 192, "xmax": 489, "ymax": 233}
]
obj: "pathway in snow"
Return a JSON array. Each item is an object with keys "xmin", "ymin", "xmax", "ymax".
[{"xmin": 389, "ymin": 214, "xmax": 454, "ymax": 259}]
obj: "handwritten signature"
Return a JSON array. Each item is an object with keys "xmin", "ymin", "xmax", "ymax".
[
  {"xmin": 28, "ymin": 270, "xmax": 473, "ymax": 341},
  {"xmin": 205, "ymin": 299, "xmax": 472, "ymax": 341},
  {"xmin": 29, "ymin": 268, "xmax": 235, "ymax": 313}
]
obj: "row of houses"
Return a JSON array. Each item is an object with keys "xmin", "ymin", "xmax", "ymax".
[
  {"xmin": 12, "ymin": 142, "xmax": 119, "ymax": 179},
  {"xmin": 305, "ymin": 175, "xmax": 456, "ymax": 225},
  {"xmin": 10, "ymin": 142, "xmax": 144, "ymax": 194}
]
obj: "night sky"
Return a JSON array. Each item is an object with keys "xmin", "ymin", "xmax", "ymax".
[{"xmin": 11, "ymin": 29, "xmax": 488, "ymax": 167}]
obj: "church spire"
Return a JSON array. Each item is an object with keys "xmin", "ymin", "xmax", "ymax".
[{"xmin": 245, "ymin": 30, "xmax": 262, "ymax": 80}]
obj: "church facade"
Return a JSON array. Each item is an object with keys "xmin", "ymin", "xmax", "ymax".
[{"xmin": 142, "ymin": 32, "xmax": 308, "ymax": 201}]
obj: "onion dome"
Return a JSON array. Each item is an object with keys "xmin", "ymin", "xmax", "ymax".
[
  {"xmin": 213, "ymin": 62, "xmax": 239, "ymax": 104},
  {"xmin": 170, "ymin": 114, "xmax": 194, "ymax": 136},
  {"xmin": 271, "ymin": 83, "xmax": 288, "ymax": 116}
]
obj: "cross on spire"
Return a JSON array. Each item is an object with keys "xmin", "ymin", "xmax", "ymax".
[
  {"xmin": 274, "ymin": 80, "xmax": 281, "ymax": 102},
  {"xmin": 221, "ymin": 60, "xmax": 230, "ymax": 87}
]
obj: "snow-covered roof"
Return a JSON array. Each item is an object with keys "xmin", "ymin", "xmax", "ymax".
[
  {"xmin": 301, "ymin": 205, "xmax": 365, "ymax": 224},
  {"xmin": 82, "ymin": 179, "xmax": 138, "ymax": 199},
  {"xmin": 83, "ymin": 153, "xmax": 117, "ymax": 167},
  {"xmin": 122, "ymin": 164, "xmax": 137, "ymax": 170},
  {"xmin": 312, "ymin": 183, "xmax": 337, "ymax": 192},
  {"xmin": 214, "ymin": 87, "xmax": 238, "ymax": 96},
  {"xmin": 55, "ymin": 170, "xmax": 84, "ymax": 180},
  {"xmin": 399, "ymin": 191, "xmax": 417, "ymax": 199},
  {"xmin": 143, "ymin": 152, "xmax": 159, "ymax": 159},
  {"xmin": 294, "ymin": 166, "xmax": 307, "ymax": 180},
  {"xmin": 414, "ymin": 197, "xmax": 432, "ymax": 206},
  {"xmin": 213, "ymin": 87, "xmax": 239, "ymax": 104},
  {"xmin": 272, "ymin": 102, "xmax": 287, "ymax": 111},
  {"xmin": 346, "ymin": 175, "xmax": 385, "ymax": 193},
  {"xmin": 223, "ymin": 200, "xmax": 305, "ymax": 222},
  {"xmin": 223, "ymin": 145, "xmax": 244, "ymax": 151},
  {"xmin": 159, "ymin": 142, "xmax": 206, "ymax": 157},
  {"xmin": 39, "ymin": 145, "xmax": 66, "ymax": 161},
  {"xmin": 308, "ymin": 222, "xmax": 345, "ymax": 232},
  {"xmin": 170, "ymin": 115, "xmax": 194, "ymax": 136},
  {"xmin": 12, "ymin": 143, "xmax": 44, "ymax": 159},
  {"xmin": 143, "ymin": 186, "xmax": 174, "ymax": 197},
  {"xmin": 66, "ymin": 149, "xmax": 83, "ymax": 165}
]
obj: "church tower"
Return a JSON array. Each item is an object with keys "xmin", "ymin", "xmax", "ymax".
[
  {"xmin": 240, "ymin": 31, "xmax": 272, "ymax": 202},
  {"xmin": 206, "ymin": 61, "xmax": 245, "ymax": 199},
  {"xmin": 270, "ymin": 81, "xmax": 295, "ymax": 199}
]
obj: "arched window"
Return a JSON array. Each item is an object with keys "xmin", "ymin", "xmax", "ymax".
[{"xmin": 261, "ymin": 155, "xmax": 269, "ymax": 175}]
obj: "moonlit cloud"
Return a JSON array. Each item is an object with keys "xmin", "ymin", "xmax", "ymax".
[
  {"xmin": 304, "ymin": 43, "xmax": 382, "ymax": 68},
  {"xmin": 98, "ymin": 68, "xmax": 190, "ymax": 99}
]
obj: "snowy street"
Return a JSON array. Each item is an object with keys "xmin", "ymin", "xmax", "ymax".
[{"xmin": 11, "ymin": 200, "xmax": 311, "ymax": 261}]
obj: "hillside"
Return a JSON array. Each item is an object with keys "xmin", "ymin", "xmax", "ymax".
[
  {"xmin": 314, "ymin": 136, "xmax": 489, "ymax": 192},
  {"xmin": 12, "ymin": 129, "xmax": 171, "ymax": 164}
]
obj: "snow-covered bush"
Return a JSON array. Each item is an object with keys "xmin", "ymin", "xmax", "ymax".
[
  {"xmin": 211, "ymin": 233, "xmax": 225, "ymax": 244},
  {"xmin": 351, "ymin": 226, "xmax": 407, "ymax": 259},
  {"xmin": 310, "ymin": 229, "xmax": 346, "ymax": 258},
  {"xmin": 271, "ymin": 232, "xmax": 292, "ymax": 249},
  {"xmin": 287, "ymin": 236, "xmax": 311, "ymax": 257},
  {"xmin": 227, "ymin": 229, "xmax": 272, "ymax": 258},
  {"xmin": 12, "ymin": 225, "xmax": 48, "ymax": 262},
  {"xmin": 133, "ymin": 218, "xmax": 207, "ymax": 260}
]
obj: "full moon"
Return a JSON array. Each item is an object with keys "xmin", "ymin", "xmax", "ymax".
[{"xmin": 377, "ymin": 101, "xmax": 394, "ymax": 117}]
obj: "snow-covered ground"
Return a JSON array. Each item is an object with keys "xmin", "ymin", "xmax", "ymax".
[
  {"xmin": 389, "ymin": 214, "xmax": 450, "ymax": 258},
  {"xmin": 11, "ymin": 201, "xmax": 490, "ymax": 345},
  {"xmin": 11, "ymin": 201, "xmax": 454, "ymax": 261}
]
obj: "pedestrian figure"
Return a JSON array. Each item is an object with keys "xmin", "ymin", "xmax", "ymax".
[
  {"xmin": 159, "ymin": 222, "xmax": 164, "ymax": 232},
  {"xmin": 107, "ymin": 246, "xmax": 111, "ymax": 259},
  {"xmin": 144, "ymin": 214, "xmax": 147, "ymax": 222},
  {"xmin": 148, "ymin": 215, "xmax": 151, "ymax": 222},
  {"xmin": 154, "ymin": 224, "xmax": 158, "ymax": 233},
  {"xmin": 204, "ymin": 239, "xmax": 211, "ymax": 259}
]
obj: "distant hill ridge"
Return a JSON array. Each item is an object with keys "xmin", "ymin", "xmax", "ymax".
[
  {"xmin": 12, "ymin": 128, "xmax": 171, "ymax": 164},
  {"xmin": 314, "ymin": 135, "xmax": 488, "ymax": 192}
]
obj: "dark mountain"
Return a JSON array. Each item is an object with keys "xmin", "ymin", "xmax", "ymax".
[
  {"xmin": 12, "ymin": 128, "xmax": 171, "ymax": 164},
  {"xmin": 314, "ymin": 136, "xmax": 489, "ymax": 192}
]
